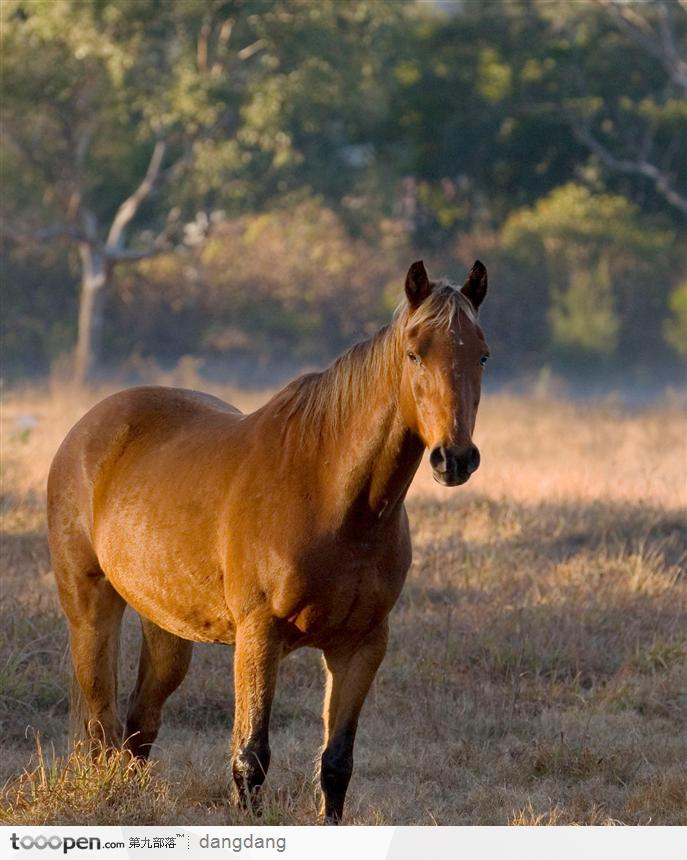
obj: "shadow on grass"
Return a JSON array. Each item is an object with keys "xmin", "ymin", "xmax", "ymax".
[
  {"xmin": 407, "ymin": 493, "xmax": 686, "ymax": 565},
  {"xmin": 395, "ymin": 494, "xmax": 686, "ymax": 722}
]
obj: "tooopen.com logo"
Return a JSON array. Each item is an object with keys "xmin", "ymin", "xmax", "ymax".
[{"xmin": 10, "ymin": 835, "xmax": 125, "ymax": 853}]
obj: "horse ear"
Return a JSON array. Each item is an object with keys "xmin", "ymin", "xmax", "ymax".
[
  {"xmin": 461, "ymin": 260, "xmax": 488, "ymax": 310},
  {"xmin": 405, "ymin": 260, "xmax": 431, "ymax": 310}
]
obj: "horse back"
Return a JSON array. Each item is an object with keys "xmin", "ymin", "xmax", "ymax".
[{"xmin": 47, "ymin": 386, "xmax": 243, "ymax": 540}]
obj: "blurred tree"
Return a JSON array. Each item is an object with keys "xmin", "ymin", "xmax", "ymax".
[
  {"xmin": 380, "ymin": 1, "xmax": 592, "ymax": 238},
  {"xmin": 1, "ymin": 0, "xmax": 685, "ymax": 380},
  {"xmin": 1, "ymin": 0, "xmax": 245, "ymax": 379},
  {"xmin": 501, "ymin": 183, "xmax": 677, "ymax": 362},
  {"xmin": 575, "ymin": 0, "xmax": 687, "ymax": 215},
  {"xmin": 111, "ymin": 199, "xmax": 408, "ymax": 368},
  {"xmin": 382, "ymin": 0, "xmax": 686, "ymax": 237},
  {"xmin": 664, "ymin": 281, "xmax": 687, "ymax": 357},
  {"xmin": 0, "ymin": 0, "xmax": 406, "ymax": 380},
  {"xmin": 529, "ymin": 0, "xmax": 687, "ymax": 217}
]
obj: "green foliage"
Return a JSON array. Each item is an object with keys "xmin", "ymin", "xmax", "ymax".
[
  {"xmin": 0, "ymin": 243, "xmax": 77, "ymax": 375},
  {"xmin": 111, "ymin": 200, "xmax": 408, "ymax": 364},
  {"xmin": 664, "ymin": 283, "xmax": 687, "ymax": 358},
  {"xmin": 501, "ymin": 184, "xmax": 679, "ymax": 362},
  {"xmin": 1, "ymin": 0, "xmax": 685, "ymax": 377},
  {"xmin": 477, "ymin": 47, "xmax": 512, "ymax": 104},
  {"xmin": 550, "ymin": 261, "xmax": 619, "ymax": 355},
  {"xmin": 1, "ymin": 0, "xmax": 407, "ymax": 227},
  {"xmin": 502, "ymin": 184, "xmax": 672, "ymax": 256}
]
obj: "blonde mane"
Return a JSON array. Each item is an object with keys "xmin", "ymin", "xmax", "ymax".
[
  {"xmin": 407, "ymin": 279, "xmax": 477, "ymax": 331},
  {"xmin": 279, "ymin": 280, "xmax": 477, "ymax": 438}
]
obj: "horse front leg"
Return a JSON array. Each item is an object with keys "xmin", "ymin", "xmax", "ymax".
[
  {"xmin": 231, "ymin": 610, "xmax": 282, "ymax": 812},
  {"xmin": 320, "ymin": 619, "xmax": 388, "ymax": 824}
]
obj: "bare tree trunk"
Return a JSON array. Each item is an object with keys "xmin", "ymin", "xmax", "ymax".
[{"xmin": 74, "ymin": 242, "xmax": 108, "ymax": 384}]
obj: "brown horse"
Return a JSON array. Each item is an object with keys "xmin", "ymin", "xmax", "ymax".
[{"xmin": 47, "ymin": 259, "xmax": 489, "ymax": 823}]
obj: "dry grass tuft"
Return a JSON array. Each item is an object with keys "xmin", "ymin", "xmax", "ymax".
[
  {"xmin": 1, "ymin": 378, "xmax": 685, "ymax": 824},
  {"xmin": 0, "ymin": 738, "xmax": 173, "ymax": 825},
  {"xmin": 0, "ymin": 735, "xmax": 325, "ymax": 827}
]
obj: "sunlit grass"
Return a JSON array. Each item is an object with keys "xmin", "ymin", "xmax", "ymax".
[{"xmin": 0, "ymin": 737, "xmax": 172, "ymax": 825}]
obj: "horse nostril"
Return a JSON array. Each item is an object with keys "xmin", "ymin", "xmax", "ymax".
[
  {"xmin": 429, "ymin": 446, "xmax": 447, "ymax": 472},
  {"xmin": 467, "ymin": 446, "xmax": 480, "ymax": 474}
]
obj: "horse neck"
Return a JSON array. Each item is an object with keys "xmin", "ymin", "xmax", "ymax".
[
  {"xmin": 351, "ymin": 408, "xmax": 424, "ymax": 519},
  {"xmin": 316, "ymin": 332, "xmax": 424, "ymax": 522}
]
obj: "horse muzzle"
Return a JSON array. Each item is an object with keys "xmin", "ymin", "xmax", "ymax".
[{"xmin": 429, "ymin": 444, "xmax": 480, "ymax": 486}]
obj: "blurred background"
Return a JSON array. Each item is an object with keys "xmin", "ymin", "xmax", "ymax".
[{"xmin": 2, "ymin": 0, "xmax": 685, "ymax": 393}]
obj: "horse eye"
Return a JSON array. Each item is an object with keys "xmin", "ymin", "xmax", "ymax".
[
  {"xmin": 480, "ymin": 354, "xmax": 489, "ymax": 367},
  {"xmin": 407, "ymin": 351, "xmax": 420, "ymax": 364}
]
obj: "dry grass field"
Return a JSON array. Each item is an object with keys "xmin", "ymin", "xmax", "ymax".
[{"xmin": 1, "ymin": 374, "xmax": 686, "ymax": 825}]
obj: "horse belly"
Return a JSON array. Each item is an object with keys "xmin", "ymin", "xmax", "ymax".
[
  {"xmin": 94, "ymin": 504, "xmax": 235, "ymax": 645},
  {"xmin": 112, "ymin": 570, "xmax": 235, "ymax": 644}
]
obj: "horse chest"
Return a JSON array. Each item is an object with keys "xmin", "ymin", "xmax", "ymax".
[{"xmin": 275, "ymin": 533, "xmax": 409, "ymax": 648}]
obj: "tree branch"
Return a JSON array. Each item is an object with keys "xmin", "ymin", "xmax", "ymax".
[
  {"xmin": 657, "ymin": 0, "xmax": 687, "ymax": 89},
  {"xmin": 572, "ymin": 121, "xmax": 687, "ymax": 215},
  {"xmin": 80, "ymin": 207, "xmax": 101, "ymax": 245},
  {"xmin": 197, "ymin": 19, "xmax": 211, "ymax": 73},
  {"xmin": 6, "ymin": 131, "xmax": 199, "ymax": 262},
  {"xmin": 107, "ymin": 246, "xmax": 168, "ymax": 263},
  {"xmin": 105, "ymin": 139, "xmax": 167, "ymax": 253},
  {"xmin": 105, "ymin": 206, "xmax": 186, "ymax": 264},
  {"xmin": 594, "ymin": 0, "xmax": 687, "ymax": 93},
  {"xmin": 237, "ymin": 38, "xmax": 266, "ymax": 61},
  {"xmin": 2, "ymin": 220, "xmax": 85, "ymax": 245},
  {"xmin": 106, "ymin": 229, "xmax": 172, "ymax": 263},
  {"xmin": 4, "ymin": 132, "xmax": 198, "ymax": 268}
]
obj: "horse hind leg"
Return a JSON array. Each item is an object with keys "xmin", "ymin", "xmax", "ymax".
[
  {"xmin": 54, "ymin": 554, "xmax": 127, "ymax": 752},
  {"xmin": 125, "ymin": 617, "xmax": 193, "ymax": 760}
]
